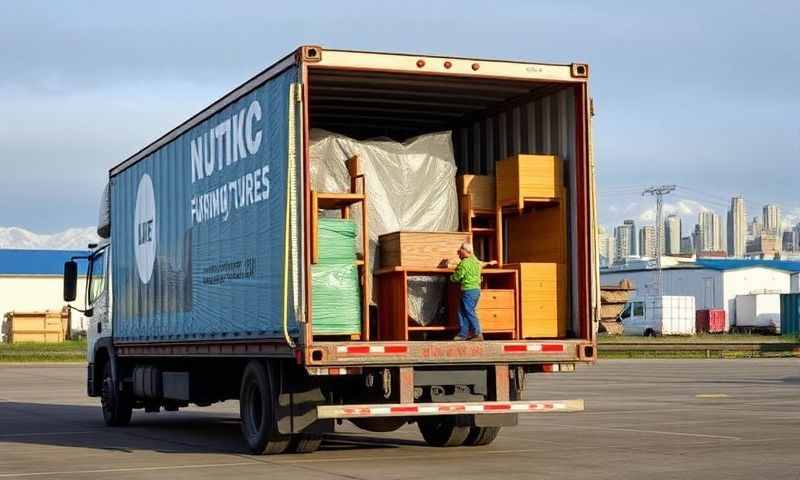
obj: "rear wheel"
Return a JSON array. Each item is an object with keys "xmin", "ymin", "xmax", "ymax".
[
  {"xmin": 100, "ymin": 361, "xmax": 132, "ymax": 427},
  {"xmin": 289, "ymin": 433, "xmax": 323, "ymax": 454},
  {"xmin": 418, "ymin": 417, "xmax": 470, "ymax": 447},
  {"xmin": 240, "ymin": 360, "xmax": 291, "ymax": 455},
  {"xmin": 463, "ymin": 426, "xmax": 501, "ymax": 446}
]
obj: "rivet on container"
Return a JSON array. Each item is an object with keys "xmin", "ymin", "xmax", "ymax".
[
  {"xmin": 471, "ymin": 63, "xmax": 480, "ymax": 71},
  {"xmin": 416, "ymin": 59, "xmax": 426, "ymax": 68},
  {"xmin": 444, "ymin": 61, "xmax": 452, "ymax": 69}
]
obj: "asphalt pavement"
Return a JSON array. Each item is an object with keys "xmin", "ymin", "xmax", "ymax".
[{"xmin": 1, "ymin": 359, "xmax": 798, "ymax": 479}]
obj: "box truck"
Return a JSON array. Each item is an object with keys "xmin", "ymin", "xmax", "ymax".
[
  {"xmin": 63, "ymin": 46, "xmax": 598, "ymax": 454},
  {"xmin": 618, "ymin": 296, "xmax": 696, "ymax": 336}
]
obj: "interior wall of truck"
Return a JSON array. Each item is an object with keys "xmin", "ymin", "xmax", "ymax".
[{"xmin": 305, "ymin": 67, "xmax": 586, "ymax": 340}]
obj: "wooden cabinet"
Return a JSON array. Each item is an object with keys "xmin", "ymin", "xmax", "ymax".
[
  {"xmin": 506, "ymin": 200, "xmax": 567, "ymax": 264},
  {"xmin": 447, "ymin": 287, "xmax": 517, "ymax": 337},
  {"xmin": 379, "ymin": 231, "xmax": 471, "ymax": 269},
  {"xmin": 510, "ymin": 263, "xmax": 567, "ymax": 338},
  {"xmin": 496, "ymin": 154, "xmax": 562, "ymax": 210}
]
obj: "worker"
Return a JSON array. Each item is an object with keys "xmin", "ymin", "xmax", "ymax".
[{"xmin": 449, "ymin": 242, "xmax": 497, "ymax": 341}]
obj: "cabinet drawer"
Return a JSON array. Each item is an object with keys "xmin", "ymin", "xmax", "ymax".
[
  {"xmin": 478, "ymin": 308, "xmax": 515, "ymax": 332},
  {"xmin": 478, "ymin": 289, "xmax": 515, "ymax": 310}
]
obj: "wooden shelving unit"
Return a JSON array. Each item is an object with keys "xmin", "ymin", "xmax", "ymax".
[{"xmin": 310, "ymin": 155, "xmax": 371, "ymax": 341}]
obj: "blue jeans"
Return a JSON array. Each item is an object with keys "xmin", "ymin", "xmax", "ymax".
[{"xmin": 457, "ymin": 289, "xmax": 481, "ymax": 337}]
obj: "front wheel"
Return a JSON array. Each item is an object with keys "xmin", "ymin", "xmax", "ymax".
[
  {"xmin": 418, "ymin": 417, "xmax": 470, "ymax": 447},
  {"xmin": 100, "ymin": 361, "xmax": 132, "ymax": 427},
  {"xmin": 239, "ymin": 360, "xmax": 291, "ymax": 455}
]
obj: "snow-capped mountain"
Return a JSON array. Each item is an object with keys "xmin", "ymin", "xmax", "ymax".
[{"xmin": 0, "ymin": 227, "xmax": 99, "ymax": 250}]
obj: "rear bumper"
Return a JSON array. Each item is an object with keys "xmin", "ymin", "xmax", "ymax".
[
  {"xmin": 317, "ymin": 399, "xmax": 584, "ymax": 419},
  {"xmin": 306, "ymin": 340, "xmax": 596, "ymax": 366}
]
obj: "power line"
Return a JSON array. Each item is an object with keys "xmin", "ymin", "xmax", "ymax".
[{"xmin": 642, "ymin": 185, "xmax": 676, "ymax": 300}]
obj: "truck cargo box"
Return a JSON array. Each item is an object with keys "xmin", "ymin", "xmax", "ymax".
[{"xmin": 111, "ymin": 68, "xmax": 300, "ymax": 342}]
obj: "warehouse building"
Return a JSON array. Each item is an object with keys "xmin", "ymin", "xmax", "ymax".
[
  {"xmin": 0, "ymin": 249, "xmax": 89, "ymax": 340},
  {"xmin": 601, "ymin": 259, "xmax": 800, "ymax": 331}
]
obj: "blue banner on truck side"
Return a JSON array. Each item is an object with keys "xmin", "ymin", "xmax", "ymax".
[{"xmin": 111, "ymin": 68, "xmax": 298, "ymax": 342}]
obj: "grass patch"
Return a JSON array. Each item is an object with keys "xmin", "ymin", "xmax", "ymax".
[
  {"xmin": 0, "ymin": 339, "xmax": 86, "ymax": 363},
  {"xmin": 599, "ymin": 349, "xmax": 797, "ymax": 359},
  {"xmin": 598, "ymin": 333, "xmax": 799, "ymax": 344}
]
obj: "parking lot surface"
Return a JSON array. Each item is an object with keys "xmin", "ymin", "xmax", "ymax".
[{"xmin": 1, "ymin": 359, "xmax": 798, "ymax": 479}]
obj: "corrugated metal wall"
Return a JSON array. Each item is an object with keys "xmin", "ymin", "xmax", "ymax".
[{"xmin": 453, "ymin": 87, "xmax": 580, "ymax": 333}]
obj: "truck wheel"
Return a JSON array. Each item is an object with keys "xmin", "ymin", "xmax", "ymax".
[
  {"xmin": 350, "ymin": 417, "xmax": 406, "ymax": 433},
  {"xmin": 239, "ymin": 360, "xmax": 290, "ymax": 455},
  {"xmin": 289, "ymin": 434, "xmax": 323, "ymax": 454},
  {"xmin": 463, "ymin": 426, "xmax": 501, "ymax": 446},
  {"xmin": 100, "ymin": 361, "xmax": 132, "ymax": 427},
  {"xmin": 418, "ymin": 417, "xmax": 470, "ymax": 447}
]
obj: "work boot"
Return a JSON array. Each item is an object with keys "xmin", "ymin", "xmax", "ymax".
[
  {"xmin": 453, "ymin": 335, "xmax": 468, "ymax": 341},
  {"xmin": 468, "ymin": 334, "xmax": 484, "ymax": 341}
]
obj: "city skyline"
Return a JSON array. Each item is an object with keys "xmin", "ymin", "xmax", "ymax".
[{"xmin": 606, "ymin": 193, "xmax": 800, "ymax": 262}]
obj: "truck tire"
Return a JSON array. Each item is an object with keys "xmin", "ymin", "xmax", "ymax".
[
  {"xmin": 350, "ymin": 417, "xmax": 406, "ymax": 433},
  {"xmin": 239, "ymin": 360, "xmax": 291, "ymax": 455},
  {"xmin": 463, "ymin": 426, "xmax": 501, "ymax": 446},
  {"xmin": 289, "ymin": 434, "xmax": 323, "ymax": 454},
  {"xmin": 100, "ymin": 361, "xmax": 132, "ymax": 427},
  {"xmin": 418, "ymin": 417, "xmax": 470, "ymax": 447}
]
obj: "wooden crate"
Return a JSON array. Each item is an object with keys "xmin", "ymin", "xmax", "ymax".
[
  {"xmin": 457, "ymin": 174, "xmax": 495, "ymax": 211},
  {"xmin": 510, "ymin": 263, "xmax": 567, "ymax": 338},
  {"xmin": 496, "ymin": 154, "xmax": 562, "ymax": 210},
  {"xmin": 506, "ymin": 201, "xmax": 567, "ymax": 264},
  {"xmin": 5, "ymin": 310, "xmax": 68, "ymax": 343},
  {"xmin": 379, "ymin": 231, "xmax": 471, "ymax": 269}
]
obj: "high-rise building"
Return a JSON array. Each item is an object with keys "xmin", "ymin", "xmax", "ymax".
[
  {"xmin": 727, "ymin": 196, "xmax": 746, "ymax": 257},
  {"xmin": 598, "ymin": 226, "xmax": 615, "ymax": 267},
  {"xmin": 680, "ymin": 235, "xmax": 694, "ymax": 254},
  {"xmin": 748, "ymin": 216, "xmax": 762, "ymax": 241},
  {"xmin": 698, "ymin": 211, "xmax": 722, "ymax": 252},
  {"xmin": 638, "ymin": 226, "xmax": 657, "ymax": 258},
  {"xmin": 623, "ymin": 219, "xmax": 637, "ymax": 257},
  {"xmin": 782, "ymin": 231, "xmax": 797, "ymax": 253},
  {"xmin": 614, "ymin": 224, "xmax": 634, "ymax": 261},
  {"xmin": 763, "ymin": 204, "xmax": 781, "ymax": 234},
  {"xmin": 664, "ymin": 214, "xmax": 681, "ymax": 255}
]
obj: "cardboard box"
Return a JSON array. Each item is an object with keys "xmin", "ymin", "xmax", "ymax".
[
  {"xmin": 379, "ymin": 231, "xmax": 471, "ymax": 269},
  {"xmin": 496, "ymin": 154, "xmax": 562, "ymax": 210}
]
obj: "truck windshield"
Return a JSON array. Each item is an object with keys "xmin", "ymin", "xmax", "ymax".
[{"xmin": 88, "ymin": 250, "xmax": 106, "ymax": 304}]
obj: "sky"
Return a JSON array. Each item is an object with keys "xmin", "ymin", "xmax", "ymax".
[{"xmin": 0, "ymin": 0, "xmax": 798, "ymax": 235}]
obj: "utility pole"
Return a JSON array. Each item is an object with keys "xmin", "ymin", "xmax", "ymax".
[{"xmin": 642, "ymin": 185, "xmax": 676, "ymax": 299}]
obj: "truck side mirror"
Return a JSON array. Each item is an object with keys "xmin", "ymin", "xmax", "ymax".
[{"xmin": 64, "ymin": 261, "xmax": 78, "ymax": 302}]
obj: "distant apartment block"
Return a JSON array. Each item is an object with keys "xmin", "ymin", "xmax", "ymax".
[
  {"xmin": 698, "ymin": 211, "xmax": 722, "ymax": 252},
  {"xmin": 664, "ymin": 214, "xmax": 681, "ymax": 255},
  {"xmin": 638, "ymin": 225, "xmax": 657, "ymax": 258},
  {"xmin": 727, "ymin": 196, "xmax": 746, "ymax": 257},
  {"xmin": 762, "ymin": 204, "xmax": 781, "ymax": 234}
]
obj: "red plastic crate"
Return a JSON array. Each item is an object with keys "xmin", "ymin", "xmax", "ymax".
[{"xmin": 696, "ymin": 309, "xmax": 726, "ymax": 333}]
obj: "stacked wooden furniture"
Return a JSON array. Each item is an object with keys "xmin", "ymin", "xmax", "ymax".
[
  {"xmin": 310, "ymin": 156, "xmax": 370, "ymax": 340},
  {"xmin": 375, "ymin": 231, "xmax": 518, "ymax": 340},
  {"xmin": 495, "ymin": 154, "xmax": 569, "ymax": 339},
  {"xmin": 457, "ymin": 174, "xmax": 498, "ymax": 262}
]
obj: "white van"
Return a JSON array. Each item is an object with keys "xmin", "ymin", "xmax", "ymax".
[{"xmin": 618, "ymin": 296, "xmax": 696, "ymax": 336}]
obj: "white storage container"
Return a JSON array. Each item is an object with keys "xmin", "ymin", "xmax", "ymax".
[{"xmin": 735, "ymin": 293, "xmax": 781, "ymax": 332}]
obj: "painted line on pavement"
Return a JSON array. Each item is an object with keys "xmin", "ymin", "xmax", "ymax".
[{"xmin": 0, "ymin": 462, "xmax": 260, "ymax": 478}]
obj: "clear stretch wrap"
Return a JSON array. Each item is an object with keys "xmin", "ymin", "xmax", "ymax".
[{"xmin": 310, "ymin": 129, "xmax": 459, "ymax": 325}]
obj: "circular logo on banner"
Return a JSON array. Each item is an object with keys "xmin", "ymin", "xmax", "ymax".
[{"xmin": 134, "ymin": 173, "xmax": 157, "ymax": 284}]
